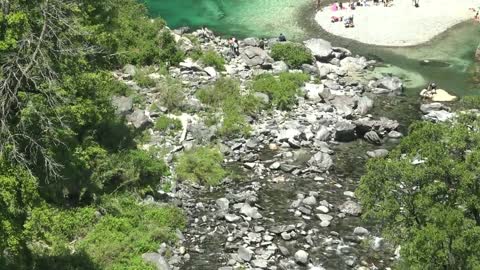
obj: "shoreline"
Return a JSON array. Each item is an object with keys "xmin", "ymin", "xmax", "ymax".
[{"xmin": 314, "ymin": 0, "xmax": 480, "ymax": 47}]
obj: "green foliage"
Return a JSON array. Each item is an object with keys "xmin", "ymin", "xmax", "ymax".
[
  {"xmin": 92, "ymin": 149, "xmax": 169, "ymax": 195},
  {"xmin": 176, "ymin": 146, "xmax": 226, "ymax": 185},
  {"xmin": 271, "ymin": 42, "xmax": 313, "ymax": 68},
  {"xmin": 154, "ymin": 115, "xmax": 183, "ymax": 134},
  {"xmin": 157, "ymin": 30, "xmax": 185, "ymax": 66},
  {"xmin": 0, "ymin": 159, "xmax": 39, "ymax": 267},
  {"xmin": 133, "ymin": 68, "xmax": 157, "ymax": 88},
  {"xmin": 157, "ymin": 76, "xmax": 185, "ymax": 112},
  {"xmin": 25, "ymin": 196, "xmax": 185, "ymax": 270},
  {"xmin": 458, "ymin": 95, "xmax": 480, "ymax": 110},
  {"xmin": 79, "ymin": 196, "xmax": 185, "ymax": 269},
  {"xmin": 199, "ymin": 50, "xmax": 225, "ymax": 71},
  {"xmin": 251, "ymin": 72, "xmax": 308, "ymax": 110},
  {"xmin": 357, "ymin": 116, "xmax": 480, "ymax": 269},
  {"xmin": 197, "ymin": 78, "xmax": 261, "ymax": 137}
]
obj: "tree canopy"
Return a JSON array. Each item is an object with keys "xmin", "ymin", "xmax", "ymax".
[{"xmin": 357, "ymin": 114, "xmax": 480, "ymax": 269}]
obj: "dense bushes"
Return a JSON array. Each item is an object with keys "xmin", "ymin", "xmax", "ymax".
[
  {"xmin": 271, "ymin": 42, "xmax": 313, "ymax": 68},
  {"xmin": 197, "ymin": 78, "xmax": 262, "ymax": 138},
  {"xmin": 26, "ymin": 196, "xmax": 185, "ymax": 270},
  {"xmin": 251, "ymin": 72, "xmax": 309, "ymax": 110},
  {"xmin": 154, "ymin": 115, "xmax": 183, "ymax": 134},
  {"xmin": 199, "ymin": 50, "xmax": 225, "ymax": 71},
  {"xmin": 357, "ymin": 115, "xmax": 480, "ymax": 269},
  {"xmin": 176, "ymin": 146, "xmax": 226, "ymax": 185},
  {"xmin": 157, "ymin": 76, "xmax": 186, "ymax": 112}
]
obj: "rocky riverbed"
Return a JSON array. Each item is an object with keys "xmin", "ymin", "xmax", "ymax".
[{"xmin": 106, "ymin": 27, "xmax": 454, "ymax": 270}]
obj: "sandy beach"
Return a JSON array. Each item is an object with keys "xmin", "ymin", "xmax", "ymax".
[{"xmin": 315, "ymin": 0, "xmax": 480, "ymax": 46}]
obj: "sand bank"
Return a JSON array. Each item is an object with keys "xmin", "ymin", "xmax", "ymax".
[{"xmin": 315, "ymin": 0, "xmax": 480, "ymax": 46}]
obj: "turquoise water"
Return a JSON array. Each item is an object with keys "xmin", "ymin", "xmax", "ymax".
[{"xmin": 145, "ymin": 0, "xmax": 480, "ymax": 96}]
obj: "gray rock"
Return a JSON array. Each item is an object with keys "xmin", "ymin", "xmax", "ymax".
[
  {"xmin": 340, "ymin": 56, "xmax": 369, "ymax": 72},
  {"xmin": 335, "ymin": 121, "xmax": 357, "ymax": 142},
  {"xmin": 269, "ymin": 162, "xmax": 281, "ymax": 170},
  {"xmin": 123, "ymin": 64, "xmax": 137, "ymax": 77},
  {"xmin": 278, "ymin": 128, "xmax": 301, "ymax": 142},
  {"xmin": 237, "ymin": 246, "xmax": 254, "ymax": 262},
  {"xmin": 372, "ymin": 76, "xmax": 403, "ymax": 95},
  {"xmin": 308, "ymin": 151, "xmax": 333, "ymax": 172},
  {"xmin": 243, "ymin": 37, "xmax": 260, "ymax": 47},
  {"xmin": 241, "ymin": 46, "xmax": 273, "ymax": 67},
  {"xmin": 331, "ymin": 96, "xmax": 355, "ymax": 116},
  {"xmin": 388, "ymin": 130, "xmax": 403, "ymax": 138},
  {"xmin": 317, "ymin": 213, "xmax": 333, "ymax": 222},
  {"xmin": 340, "ymin": 201, "xmax": 362, "ymax": 216},
  {"xmin": 225, "ymin": 214, "xmax": 240, "ymax": 222},
  {"xmin": 240, "ymin": 204, "xmax": 262, "ymax": 219},
  {"xmin": 177, "ymin": 36, "xmax": 194, "ymax": 52},
  {"xmin": 315, "ymin": 126, "xmax": 331, "ymax": 141},
  {"xmin": 303, "ymin": 83, "xmax": 324, "ymax": 101},
  {"xmin": 281, "ymin": 231, "xmax": 292, "ymax": 241},
  {"xmin": 278, "ymin": 245, "xmax": 290, "ymax": 256},
  {"xmin": 301, "ymin": 63, "xmax": 318, "ymax": 75},
  {"xmin": 142, "ymin": 253, "xmax": 171, "ymax": 270},
  {"xmin": 367, "ymin": 149, "xmax": 389, "ymax": 158},
  {"xmin": 216, "ymin": 198, "xmax": 230, "ymax": 211},
  {"xmin": 420, "ymin": 102, "xmax": 450, "ymax": 114},
  {"xmin": 127, "ymin": 109, "xmax": 152, "ymax": 129},
  {"xmin": 252, "ymin": 259, "xmax": 268, "ymax": 268},
  {"xmin": 353, "ymin": 227, "xmax": 369, "ymax": 236},
  {"xmin": 112, "ymin": 96, "xmax": 133, "ymax": 115},
  {"xmin": 476, "ymin": 43, "xmax": 480, "ymax": 61},
  {"xmin": 356, "ymin": 96, "xmax": 374, "ymax": 115},
  {"xmin": 364, "ymin": 131, "xmax": 382, "ymax": 145},
  {"xmin": 272, "ymin": 61, "xmax": 289, "ymax": 74},
  {"xmin": 422, "ymin": 110, "xmax": 455, "ymax": 122},
  {"xmin": 304, "ymin": 39, "xmax": 333, "ymax": 61},
  {"xmin": 204, "ymin": 66, "xmax": 218, "ymax": 77},
  {"xmin": 294, "ymin": 250, "xmax": 309, "ymax": 265},
  {"xmin": 303, "ymin": 196, "xmax": 317, "ymax": 206}
]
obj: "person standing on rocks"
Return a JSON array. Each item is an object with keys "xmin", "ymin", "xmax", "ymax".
[{"xmin": 278, "ymin": 33, "xmax": 287, "ymax": 42}]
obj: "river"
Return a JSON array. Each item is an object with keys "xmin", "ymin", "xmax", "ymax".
[{"xmin": 145, "ymin": 0, "xmax": 480, "ymax": 96}]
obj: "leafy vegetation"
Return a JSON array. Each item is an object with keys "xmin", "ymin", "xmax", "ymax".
[
  {"xmin": 357, "ymin": 115, "xmax": 480, "ymax": 269},
  {"xmin": 251, "ymin": 72, "xmax": 309, "ymax": 110},
  {"xmin": 176, "ymin": 146, "xmax": 226, "ymax": 185},
  {"xmin": 458, "ymin": 95, "xmax": 480, "ymax": 110},
  {"xmin": 271, "ymin": 42, "xmax": 313, "ymax": 68},
  {"xmin": 0, "ymin": 0, "xmax": 187, "ymax": 268},
  {"xmin": 157, "ymin": 76, "xmax": 186, "ymax": 112},
  {"xmin": 154, "ymin": 115, "xmax": 183, "ymax": 134},
  {"xmin": 199, "ymin": 49, "xmax": 225, "ymax": 71},
  {"xmin": 133, "ymin": 67, "xmax": 157, "ymax": 88},
  {"xmin": 197, "ymin": 78, "xmax": 262, "ymax": 137}
]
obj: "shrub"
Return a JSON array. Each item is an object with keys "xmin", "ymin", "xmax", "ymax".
[
  {"xmin": 271, "ymin": 42, "xmax": 313, "ymax": 68},
  {"xmin": 157, "ymin": 76, "xmax": 185, "ymax": 112},
  {"xmin": 458, "ymin": 96, "xmax": 480, "ymax": 110},
  {"xmin": 196, "ymin": 77, "xmax": 240, "ymax": 106},
  {"xmin": 79, "ymin": 196, "xmax": 185, "ymax": 269},
  {"xmin": 133, "ymin": 67, "xmax": 157, "ymax": 88},
  {"xmin": 219, "ymin": 97, "xmax": 252, "ymax": 138},
  {"xmin": 154, "ymin": 115, "xmax": 183, "ymax": 134},
  {"xmin": 158, "ymin": 30, "xmax": 185, "ymax": 66},
  {"xmin": 92, "ymin": 149, "xmax": 169, "ymax": 194},
  {"xmin": 251, "ymin": 72, "xmax": 309, "ymax": 110},
  {"xmin": 176, "ymin": 146, "xmax": 226, "ymax": 185},
  {"xmin": 200, "ymin": 50, "xmax": 225, "ymax": 71}
]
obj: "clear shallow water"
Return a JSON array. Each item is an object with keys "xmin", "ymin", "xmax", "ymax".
[{"xmin": 145, "ymin": 0, "xmax": 480, "ymax": 95}]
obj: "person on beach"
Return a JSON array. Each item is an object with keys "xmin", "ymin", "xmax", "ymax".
[
  {"xmin": 278, "ymin": 33, "xmax": 287, "ymax": 42},
  {"xmin": 331, "ymin": 2, "xmax": 339, "ymax": 11},
  {"xmin": 413, "ymin": 0, "xmax": 419, "ymax": 8}
]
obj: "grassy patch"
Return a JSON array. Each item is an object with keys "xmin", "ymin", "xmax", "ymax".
[
  {"xmin": 251, "ymin": 72, "xmax": 309, "ymax": 110},
  {"xmin": 157, "ymin": 76, "xmax": 185, "ymax": 112},
  {"xmin": 133, "ymin": 67, "xmax": 157, "ymax": 88},
  {"xmin": 199, "ymin": 50, "xmax": 225, "ymax": 71},
  {"xmin": 175, "ymin": 146, "xmax": 226, "ymax": 185},
  {"xmin": 154, "ymin": 115, "xmax": 183, "ymax": 135},
  {"xmin": 271, "ymin": 42, "xmax": 313, "ymax": 68}
]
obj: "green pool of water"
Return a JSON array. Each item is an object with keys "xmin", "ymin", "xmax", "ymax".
[{"xmin": 145, "ymin": 0, "xmax": 480, "ymax": 96}]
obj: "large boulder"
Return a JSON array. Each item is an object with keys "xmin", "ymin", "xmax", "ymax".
[
  {"xmin": 339, "ymin": 56, "xmax": 369, "ymax": 72},
  {"xmin": 355, "ymin": 96, "xmax": 374, "ymax": 115},
  {"xmin": 111, "ymin": 96, "xmax": 133, "ymax": 116},
  {"xmin": 420, "ymin": 89, "xmax": 457, "ymax": 102},
  {"xmin": 242, "ymin": 37, "xmax": 260, "ymax": 47},
  {"xmin": 420, "ymin": 102, "xmax": 451, "ymax": 114},
  {"xmin": 272, "ymin": 61, "xmax": 289, "ymax": 74},
  {"xmin": 142, "ymin": 253, "xmax": 171, "ymax": 270},
  {"xmin": 308, "ymin": 151, "xmax": 333, "ymax": 172},
  {"xmin": 240, "ymin": 46, "xmax": 273, "ymax": 68},
  {"xmin": 371, "ymin": 76, "xmax": 403, "ymax": 96},
  {"xmin": 303, "ymin": 83, "xmax": 325, "ymax": 101},
  {"xmin": 123, "ymin": 64, "xmax": 137, "ymax": 77},
  {"xmin": 331, "ymin": 96, "xmax": 355, "ymax": 117},
  {"xmin": 422, "ymin": 110, "xmax": 455, "ymax": 122},
  {"xmin": 127, "ymin": 109, "xmax": 152, "ymax": 129},
  {"xmin": 335, "ymin": 121, "xmax": 357, "ymax": 142},
  {"xmin": 304, "ymin": 38, "xmax": 333, "ymax": 62}
]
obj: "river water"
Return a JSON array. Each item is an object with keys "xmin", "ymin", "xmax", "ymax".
[{"xmin": 145, "ymin": 0, "xmax": 480, "ymax": 96}]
